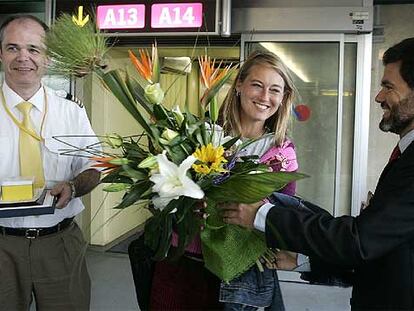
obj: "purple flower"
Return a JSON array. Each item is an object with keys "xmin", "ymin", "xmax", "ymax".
[{"xmin": 212, "ymin": 154, "xmax": 238, "ymax": 185}]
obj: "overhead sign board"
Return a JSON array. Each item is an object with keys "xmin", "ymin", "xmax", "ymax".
[
  {"xmin": 54, "ymin": 0, "xmax": 219, "ymax": 35},
  {"xmin": 151, "ymin": 3, "xmax": 203, "ymax": 29},
  {"xmin": 97, "ymin": 4, "xmax": 146, "ymax": 29}
]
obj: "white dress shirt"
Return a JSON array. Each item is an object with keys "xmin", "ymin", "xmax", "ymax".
[
  {"xmin": 398, "ymin": 128, "xmax": 414, "ymax": 153},
  {"xmin": 0, "ymin": 82, "xmax": 99, "ymax": 228}
]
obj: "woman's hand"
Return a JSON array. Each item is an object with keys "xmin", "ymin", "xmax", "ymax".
[
  {"xmin": 194, "ymin": 200, "xmax": 208, "ymax": 230},
  {"xmin": 220, "ymin": 201, "xmax": 263, "ymax": 229}
]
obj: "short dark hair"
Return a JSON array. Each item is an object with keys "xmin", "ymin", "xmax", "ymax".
[
  {"xmin": 0, "ymin": 15, "xmax": 48, "ymax": 48},
  {"xmin": 383, "ymin": 37, "xmax": 414, "ymax": 90}
]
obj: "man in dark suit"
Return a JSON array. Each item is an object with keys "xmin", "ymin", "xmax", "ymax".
[{"xmin": 222, "ymin": 37, "xmax": 414, "ymax": 311}]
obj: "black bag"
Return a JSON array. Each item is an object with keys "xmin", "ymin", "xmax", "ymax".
[{"xmin": 128, "ymin": 234, "xmax": 155, "ymax": 311}]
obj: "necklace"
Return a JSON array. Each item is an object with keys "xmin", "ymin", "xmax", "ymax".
[{"xmin": 0, "ymin": 86, "xmax": 48, "ymax": 142}]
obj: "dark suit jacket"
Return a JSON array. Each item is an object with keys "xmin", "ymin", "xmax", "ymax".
[{"xmin": 266, "ymin": 141, "xmax": 414, "ymax": 310}]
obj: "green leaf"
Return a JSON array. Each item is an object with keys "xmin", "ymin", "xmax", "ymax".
[
  {"xmin": 125, "ymin": 74, "xmax": 154, "ymax": 115},
  {"xmin": 119, "ymin": 165, "xmax": 148, "ymax": 180},
  {"xmin": 154, "ymin": 120, "xmax": 172, "ymax": 128},
  {"xmin": 144, "ymin": 215, "xmax": 161, "ymax": 253},
  {"xmin": 153, "ymin": 104, "xmax": 174, "ymax": 128},
  {"xmin": 204, "ymin": 199, "xmax": 226, "ymax": 230},
  {"xmin": 201, "ymin": 67, "xmax": 237, "ymax": 107},
  {"xmin": 125, "ymin": 73, "xmax": 153, "ymax": 115},
  {"xmin": 152, "ymin": 212, "xmax": 173, "ymax": 260},
  {"xmin": 230, "ymin": 161, "xmax": 266, "ymax": 175},
  {"xmin": 222, "ymin": 135, "xmax": 241, "ymax": 149},
  {"xmin": 151, "ymin": 42, "xmax": 160, "ymax": 84},
  {"xmin": 183, "ymin": 108, "xmax": 198, "ymax": 125},
  {"xmin": 114, "ymin": 180, "xmax": 152, "ymax": 209},
  {"xmin": 101, "ymin": 172, "xmax": 133, "ymax": 184},
  {"xmin": 103, "ymin": 183, "xmax": 130, "ymax": 192},
  {"xmin": 123, "ymin": 141, "xmax": 148, "ymax": 159},
  {"xmin": 201, "ymin": 223, "xmax": 267, "ymax": 282},
  {"xmin": 186, "ymin": 119, "xmax": 207, "ymax": 143},
  {"xmin": 236, "ymin": 133, "xmax": 274, "ymax": 153},
  {"xmin": 169, "ymin": 199, "xmax": 199, "ymax": 260},
  {"xmin": 209, "ymin": 95, "xmax": 219, "ymax": 123},
  {"xmin": 102, "ymin": 70, "xmax": 154, "ymax": 139},
  {"xmin": 201, "ymin": 197, "xmax": 267, "ymax": 282},
  {"xmin": 199, "ymin": 122, "xmax": 209, "ymax": 145},
  {"xmin": 164, "ymin": 145, "xmax": 187, "ymax": 164},
  {"xmin": 205, "ymin": 172, "xmax": 308, "ymax": 203}
]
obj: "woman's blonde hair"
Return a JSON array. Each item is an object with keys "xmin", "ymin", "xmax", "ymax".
[{"xmin": 219, "ymin": 50, "xmax": 297, "ymax": 145}]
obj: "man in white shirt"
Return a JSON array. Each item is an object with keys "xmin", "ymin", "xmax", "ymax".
[
  {"xmin": 222, "ymin": 37, "xmax": 414, "ymax": 310},
  {"xmin": 0, "ymin": 15, "xmax": 100, "ymax": 310}
]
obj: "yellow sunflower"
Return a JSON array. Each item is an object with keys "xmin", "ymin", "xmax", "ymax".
[{"xmin": 192, "ymin": 143, "xmax": 227, "ymax": 175}]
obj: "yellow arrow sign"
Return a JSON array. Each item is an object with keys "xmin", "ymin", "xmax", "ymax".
[{"xmin": 72, "ymin": 6, "xmax": 89, "ymax": 27}]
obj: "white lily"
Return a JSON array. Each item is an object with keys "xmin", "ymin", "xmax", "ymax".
[{"xmin": 149, "ymin": 151, "xmax": 204, "ymax": 210}]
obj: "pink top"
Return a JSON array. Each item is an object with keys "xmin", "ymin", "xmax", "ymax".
[{"xmin": 171, "ymin": 139, "xmax": 298, "ymax": 254}]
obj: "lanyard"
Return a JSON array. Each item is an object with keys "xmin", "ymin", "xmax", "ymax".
[{"xmin": 0, "ymin": 87, "xmax": 48, "ymax": 142}]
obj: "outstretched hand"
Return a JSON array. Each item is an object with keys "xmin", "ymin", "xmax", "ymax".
[{"xmin": 220, "ymin": 201, "xmax": 263, "ymax": 229}]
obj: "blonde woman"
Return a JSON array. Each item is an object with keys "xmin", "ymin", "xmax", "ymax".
[
  {"xmin": 149, "ymin": 51, "xmax": 299, "ymax": 310},
  {"xmin": 218, "ymin": 50, "xmax": 298, "ymax": 311}
]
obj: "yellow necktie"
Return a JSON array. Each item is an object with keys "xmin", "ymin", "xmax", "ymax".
[{"xmin": 17, "ymin": 101, "xmax": 45, "ymax": 189}]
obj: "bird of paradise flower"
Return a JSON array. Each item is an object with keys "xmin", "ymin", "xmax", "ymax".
[{"xmin": 198, "ymin": 55, "xmax": 237, "ymax": 122}]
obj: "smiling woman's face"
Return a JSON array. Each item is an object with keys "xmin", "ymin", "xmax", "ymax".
[{"xmin": 236, "ymin": 64, "xmax": 285, "ymax": 127}]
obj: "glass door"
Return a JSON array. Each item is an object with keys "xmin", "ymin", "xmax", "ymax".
[{"xmin": 243, "ymin": 34, "xmax": 371, "ymax": 216}]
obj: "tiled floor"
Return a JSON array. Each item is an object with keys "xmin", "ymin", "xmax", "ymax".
[
  {"xmin": 88, "ymin": 250, "xmax": 139, "ymax": 311},
  {"xmin": 87, "ymin": 250, "xmax": 352, "ymax": 311},
  {"xmin": 279, "ymin": 271, "xmax": 352, "ymax": 311}
]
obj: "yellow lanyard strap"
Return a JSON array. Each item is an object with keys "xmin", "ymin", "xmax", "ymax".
[{"xmin": 0, "ymin": 87, "xmax": 47, "ymax": 142}]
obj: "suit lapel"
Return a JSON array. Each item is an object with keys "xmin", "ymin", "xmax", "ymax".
[
  {"xmin": 377, "ymin": 160, "xmax": 398, "ymax": 186},
  {"xmin": 376, "ymin": 141, "xmax": 414, "ymax": 189}
]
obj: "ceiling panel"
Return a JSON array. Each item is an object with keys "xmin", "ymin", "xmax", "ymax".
[{"xmin": 0, "ymin": 1, "xmax": 45, "ymax": 14}]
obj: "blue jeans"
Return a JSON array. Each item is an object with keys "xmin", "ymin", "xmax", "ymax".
[
  {"xmin": 220, "ymin": 193, "xmax": 304, "ymax": 311},
  {"xmin": 220, "ymin": 265, "xmax": 285, "ymax": 311}
]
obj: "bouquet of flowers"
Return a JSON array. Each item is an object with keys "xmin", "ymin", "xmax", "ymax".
[{"xmin": 46, "ymin": 14, "xmax": 306, "ymax": 282}]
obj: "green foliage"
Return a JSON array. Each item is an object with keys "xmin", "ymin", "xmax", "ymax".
[
  {"xmin": 101, "ymin": 70, "xmax": 155, "ymax": 140},
  {"xmin": 201, "ymin": 67, "xmax": 238, "ymax": 107},
  {"xmin": 151, "ymin": 43, "xmax": 160, "ymax": 84},
  {"xmin": 201, "ymin": 199, "xmax": 267, "ymax": 282},
  {"xmin": 125, "ymin": 74, "xmax": 154, "ymax": 115},
  {"xmin": 206, "ymin": 172, "xmax": 308, "ymax": 203},
  {"xmin": 114, "ymin": 180, "xmax": 152, "ymax": 209},
  {"xmin": 46, "ymin": 14, "xmax": 309, "ymax": 282},
  {"xmin": 144, "ymin": 212, "xmax": 171, "ymax": 260},
  {"xmin": 45, "ymin": 14, "xmax": 108, "ymax": 76},
  {"xmin": 101, "ymin": 171, "xmax": 133, "ymax": 184}
]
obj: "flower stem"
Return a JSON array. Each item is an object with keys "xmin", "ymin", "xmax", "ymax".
[{"xmin": 209, "ymin": 95, "xmax": 218, "ymax": 123}]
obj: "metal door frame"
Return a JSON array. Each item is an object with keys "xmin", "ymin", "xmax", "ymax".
[{"xmin": 241, "ymin": 33, "xmax": 372, "ymax": 216}]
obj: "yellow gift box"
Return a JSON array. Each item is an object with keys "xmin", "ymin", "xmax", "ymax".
[{"xmin": 1, "ymin": 178, "xmax": 34, "ymax": 201}]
